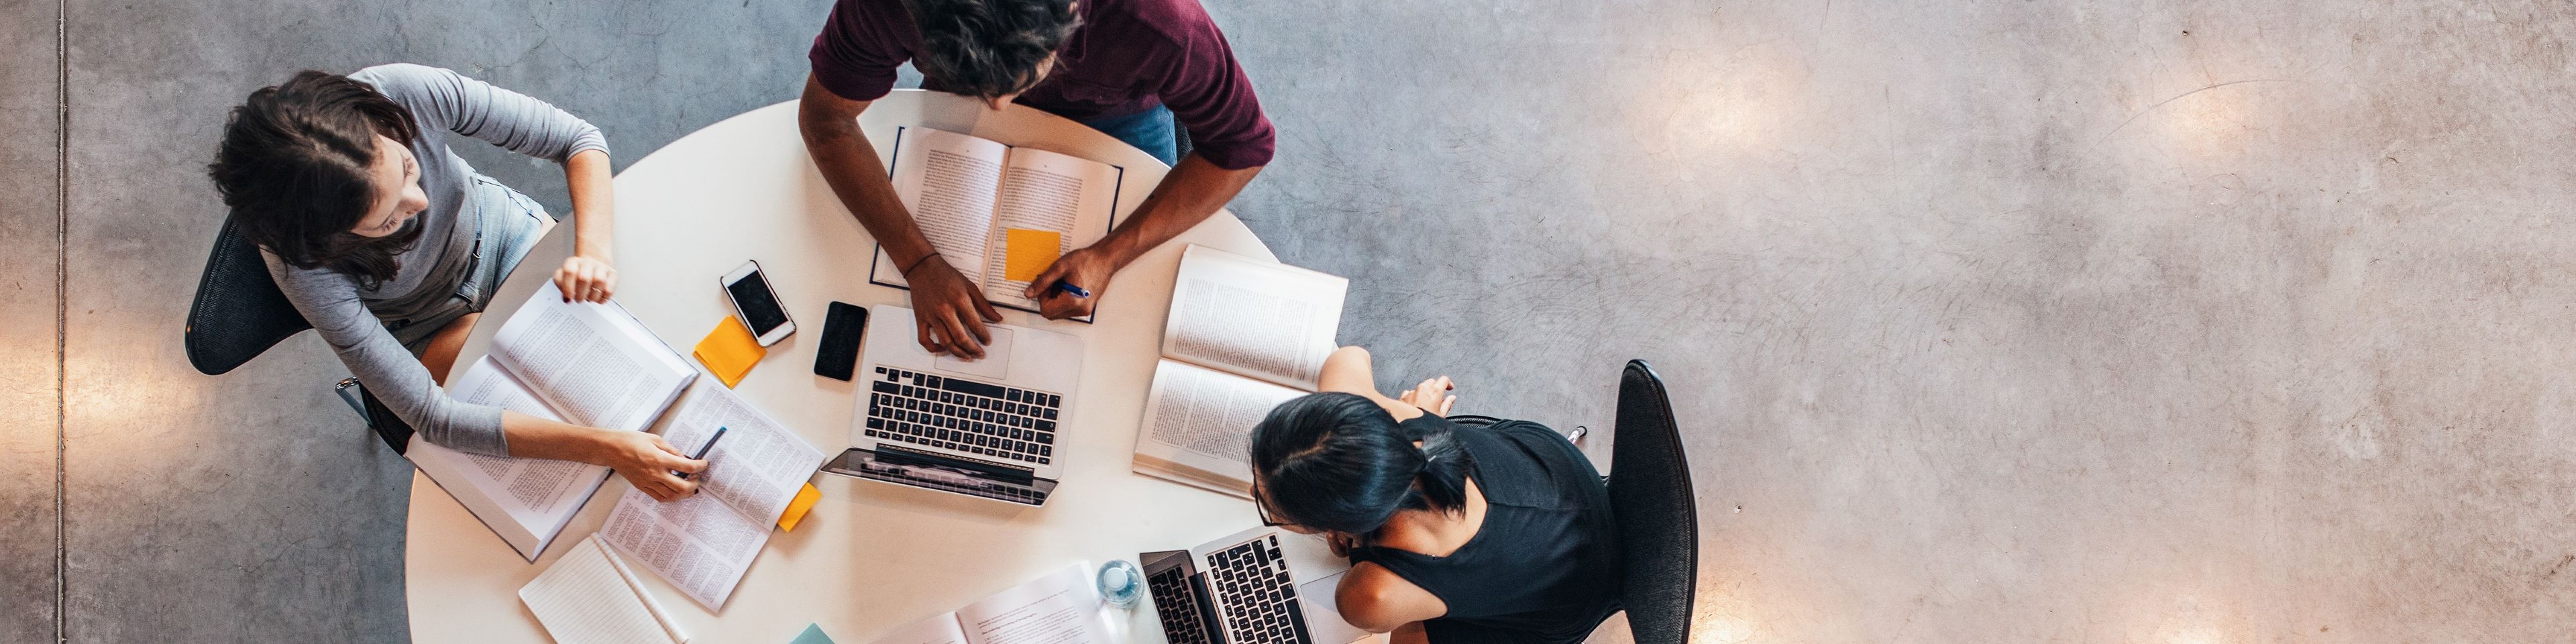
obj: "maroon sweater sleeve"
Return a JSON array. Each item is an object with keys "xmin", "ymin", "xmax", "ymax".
[
  {"xmin": 808, "ymin": 0, "xmax": 913, "ymax": 102},
  {"xmin": 1158, "ymin": 19, "xmax": 1275, "ymax": 170}
]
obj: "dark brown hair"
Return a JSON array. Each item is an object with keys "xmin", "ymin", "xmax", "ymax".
[
  {"xmin": 907, "ymin": 0, "xmax": 1080, "ymax": 99},
  {"xmin": 207, "ymin": 70, "xmax": 423, "ymax": 288}
]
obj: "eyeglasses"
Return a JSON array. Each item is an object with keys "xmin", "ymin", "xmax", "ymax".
[{"xmin": 1252, "ymin": 480, "xmax": 1287, "ymax": 527}]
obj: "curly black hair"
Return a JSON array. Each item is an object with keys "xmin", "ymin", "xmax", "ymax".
[{"xmin": 906, "ymin": 0, "xmax": 1081, "ymax": 98}]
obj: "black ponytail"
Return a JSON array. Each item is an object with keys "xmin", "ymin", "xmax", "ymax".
[{"xmin": 1250, "ymin": 392, "xmax": 1477, "ymax": 535}]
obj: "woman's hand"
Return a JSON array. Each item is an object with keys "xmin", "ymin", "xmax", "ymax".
[
  {"xmin": 1398, "ymin": 376, "xmax": 1455, "ymax": 416},
  {"xmin": 592, "ymin": 430, "xmax": 707, "ymax": 502},
  {"xmin": 554, "ymin": 254, "xmax": 617, "ymax": 303}
]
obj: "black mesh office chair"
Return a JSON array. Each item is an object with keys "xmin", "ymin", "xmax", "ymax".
[
  {"xmin": 1608, "ymin": 360, "xmax": 1699, "ymax": 644},
  {"xmin": 185, "ymin": 215, "xmax": 414, "ymax": 454}
]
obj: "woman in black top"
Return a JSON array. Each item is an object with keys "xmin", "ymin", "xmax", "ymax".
[{"xmin": 1249, "ymin": 347, "xmax": 1621, "ymax": 644}]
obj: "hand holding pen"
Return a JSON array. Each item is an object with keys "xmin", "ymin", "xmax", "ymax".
[
  {"xmin": 677, "ymin": 427, "xmax": 729, "ymax": 481},
  {"xmin": 1023, "ymin": 246, "xmax": 1116, "ymax": 321}
]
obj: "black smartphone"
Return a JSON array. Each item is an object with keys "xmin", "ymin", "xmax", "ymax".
[{"xmin": 814, "ymin": 301, "xmax": 868, "ymax": 381}]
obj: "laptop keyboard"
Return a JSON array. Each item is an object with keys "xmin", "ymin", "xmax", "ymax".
[
  {"xmin": 1208, "ymin": 535, "xmax": 1309, "ymax": 644},
  {"xmin": 1148, "ymin": 564, "xmax": 1218, "ymax": 644},
  {"xmin": 861, "ymin": 366, "xmax": 1061, "ymax": 466}
]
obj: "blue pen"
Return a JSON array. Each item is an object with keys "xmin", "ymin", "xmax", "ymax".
[
  {"xmin": 676, "ymin": 426, "xmax": 728, "ymax": 480},
  {"xmin": 1051, "ymin": 280, "xmax": 1092, "ymax": 299}
]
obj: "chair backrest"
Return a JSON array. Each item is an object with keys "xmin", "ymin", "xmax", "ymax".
[
  {"xmin": 184, "ymin": 215, "xmax": 312, "ymax": 375},
  {"xmin": 1609, "ymin": 360, "xmax": 1698, "ymax": 644}
]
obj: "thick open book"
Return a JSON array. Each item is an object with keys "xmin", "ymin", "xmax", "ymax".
[
  {"xmin": 863, "ymin": 565, "xmax": 1115, "ymax": 644},
  {"xmin": 869, "ymin": 126, "xmax": 1125, "ymax": 319},
  {"xmin": 600, "ymin": 382, "xmax": 828, "ymax": 610},
  {"xmin": 519, "ymin": 534, "xmax": 690, "ymax": 644},
  {"xmin": 407, "ymin": 281, "xmax": 699, "ymax": 560},
  {"xmin": 1132, "ymin": 246, "xmax": 1350, "ymax": 498}
]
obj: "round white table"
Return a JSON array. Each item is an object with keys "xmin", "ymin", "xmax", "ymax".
[{"xmin": 405, "ymin": 90, "xmax": 1338, "ymax": 644}]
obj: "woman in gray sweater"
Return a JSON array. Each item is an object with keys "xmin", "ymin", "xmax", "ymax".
[{"xmin": 207, "ymin": 64, "xmax": 704, "ymax": 501}]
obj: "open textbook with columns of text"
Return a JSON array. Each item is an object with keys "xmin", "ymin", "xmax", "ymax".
[
  {"xmin": 863, "ymin": 565, "xmax": 1116, "ymax": 644},
  {"xmin": 600, "ymin": 382, "xmax": 828, "ymax": 611},
  {"xmin": 1132, "ymin": 245, "xmax": 1350, "ymax": 498},
  {"xmin": 867, "ymin": 126, "xmax": 1124, "ymax": 319},
  {"xmin": 407, "ymin": 281, "xmax": 698, "ymax": 561}
]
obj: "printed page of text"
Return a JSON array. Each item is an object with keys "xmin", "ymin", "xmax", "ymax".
[
  {"xmin": 1161, "ymin": 246, "xmax": 1350, "ymax": 389},
  {"xmin": 599, "ymin": 486, "xmax": 770, "ymax": 610},
  {"xmin": 880, "ymin": 127, "xmax": 1010, "ymax": 287},
  {"xmin": 956, "ymin": 566, "xmax": 1114, "ymax": 644},
  {"xmin": 1137, "ymin": 360, "xmax": 1303, "ymax": 488},
  {"xmin": 659, "ymin": 383, "xmax": 828, "ymax": 527},
  {"xmin": 980, "ymin": 146, "xmax": 1119, "ymax": 309},
  {"xmin": 491, "ymin": 282, "xmax": 694, "ymax": 433}
]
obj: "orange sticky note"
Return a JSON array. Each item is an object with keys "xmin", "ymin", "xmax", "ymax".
[
  {"xmin": 692, "ymin": 315, "xmax": 766, "ymax": 388},
  {"xmin": 776, "ymin": 482, "xmax": 822, "ymax": 531},
  {"xmin": 1003, "ymin": 229, "xmax": 1063, "ymax": 282}
]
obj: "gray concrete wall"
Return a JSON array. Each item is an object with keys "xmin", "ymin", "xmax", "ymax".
[{"xmin": 7, "ymin": 0, "xmax": 2576, "ymax": 641}]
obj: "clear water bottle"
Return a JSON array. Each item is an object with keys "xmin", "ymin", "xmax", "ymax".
[{"xmin": 1097, "ymin": 559, "xmax": 1143, "ymax": 608}]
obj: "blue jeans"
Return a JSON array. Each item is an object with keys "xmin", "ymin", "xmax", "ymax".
[
  {"xmin": 1075, "ymin": 105, "xmax": 1179, "ymax": 166},
  {"xmin": 390, "ymin": 176, "xmax": 551, "ymax": 350}
]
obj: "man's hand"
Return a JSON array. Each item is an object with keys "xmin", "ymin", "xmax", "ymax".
[
  {"xmin": 594, "ymin": 430, "xmax": 706, "ymax": 502},
  {"xmin": 907, "ymin": 256, "xmax": 1003, "ymax": 358},
  {"xmin": 1022, "ymin": 245, "xmax": 1122, "ymax": 319},
  {"xmin": 553, "ymin": 254, "xmax": 616, "ymax": 303}
]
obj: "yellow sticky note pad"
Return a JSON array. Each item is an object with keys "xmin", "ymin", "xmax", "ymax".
[
  {"xmin": 1003, "ymin": 228, "xmax": 1063, "ymax": 282},
  {"xmin": 692, "ymin": 315, "xmax": 766, "ymax": 388},
  {"xmin": 776, "ymin": 482, "xmax": 821, "ymax": 531}
]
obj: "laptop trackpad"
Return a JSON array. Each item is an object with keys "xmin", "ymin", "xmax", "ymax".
[
  {"xmin": 933, "ymin": 325, "xmax": 1014, "ymax": 380},
  {"xmin": 1298, "ymin": 572, "xmax": 1373, "ymax": 644}
]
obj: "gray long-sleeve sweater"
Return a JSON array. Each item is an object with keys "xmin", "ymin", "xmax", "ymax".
[{"xmin": 263, "ymin": 63, "xmax": 609, "ymax": 456}]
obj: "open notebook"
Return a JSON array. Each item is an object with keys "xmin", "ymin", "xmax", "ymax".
[
  {"xmin": 407, "ymin": 281, "xmax": 698, "ymax": 560},
  {"xmin": 519, "ymin": 534, "xmax": 690, "ymax": 644},
  {"xmin": 1132, "ymin": 246, "xmax": 1350, "ymax": 498},
  {"xmin": 863, "ymin": 565, "xmax": 1114, "ymax": 644},
  {"xmin": 599, "ymin": 382, "xmax": 828, "ymax": 611},
  {"xmin": 867, "ymin": 126, "xmax": 1125, "ymax": 320}
]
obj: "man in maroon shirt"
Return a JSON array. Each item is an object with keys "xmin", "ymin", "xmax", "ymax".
[{"xmin": 799, "ymin": 0, "xmax": 1275, "ymax": 358}]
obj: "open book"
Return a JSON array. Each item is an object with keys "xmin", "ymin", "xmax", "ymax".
[
  {"xmin": 407, "ymin": 281, "xmax": 698, "ymax": 560},
  {"xmin": 1132, "ymin": 246, "xmax": 1350, "ymax": 498},
  {"xmin": 519, "ymin": 534, "xmax": 690, "ymax": 644},
  {"xmin": 868, "ymin": 126, "xmax": 1124, "ymax": 319},
  {"xmin": 600, "ymin": 382, "xmax": 828, "ymax": 610},
  {"xmin": 863, "ymin": 565, "xmax": 1114, "ymax": 644}
]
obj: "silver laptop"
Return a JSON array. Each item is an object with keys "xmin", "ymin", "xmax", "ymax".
[
  {"xmin": 1142, "ymin": 527, "xmax": 1373, "ymax": 644},
  {"xmin": 822, "ymin": 305, "xmax": 1083, "ymax": 506}
]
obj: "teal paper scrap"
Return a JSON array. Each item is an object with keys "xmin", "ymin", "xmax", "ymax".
[{"xmin": 790, "ymin": 623, "xmax": 836, "ymax": 644}]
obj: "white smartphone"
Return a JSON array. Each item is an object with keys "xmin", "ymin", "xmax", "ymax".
[{"xmin": 721, "ymin": 260, "xmax": 796, "ymax": 347}]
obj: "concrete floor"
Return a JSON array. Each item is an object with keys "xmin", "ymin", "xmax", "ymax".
[{"xmin": 9, "ymin": 0, "xmax": 2576, "ymax": 641}]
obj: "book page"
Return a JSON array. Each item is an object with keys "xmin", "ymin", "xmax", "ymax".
[
  {"xmin": 491, "ymin": 281, "xmax": 697, "ymax": 433},
  {"xmin": 1134, "ymin": 360, "xmax": 1304, "ymax": 494},
  {"xmin": 867, "ymin": 612, "xmax": 971, "ymax": 644},
  {"xmin": 1161, "ymin": 246, "xmax": 1350, "ymax": 388},
  {"xmin": 518, "ymin": 537, "xmax": 684, "ymax": 644},
  {"xmin": 600, "ymin": 486, "xmax": 770, "ymax": 610},
  {"xmin": 980, "ymin": 146, "xmax": 1120, "ymax": 311},
  {"xmin": 955, "ymin": 566, "xmax": 1114, "ymax": 644},
  {"xmin": 660, "ymin": 384, "xmax": 830, "ymax": 527},
  {"xmin": 409, "ymin": 356, "xmax": 612, "ymax": 559},
  {"xmin": 877, "ymin": 127, "xmax": 1010, "ymax": 288}
]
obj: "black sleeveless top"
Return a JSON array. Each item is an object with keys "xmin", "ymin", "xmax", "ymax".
[{"xmin": 1346, "ymin": 415, "xmax": 1621, "ymax": 643}]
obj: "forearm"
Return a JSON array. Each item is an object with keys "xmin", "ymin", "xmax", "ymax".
[
  {"xmin": 798, "ymin": 81, "xmax": 939, "ymax": 266},
  {"xmin": 497, "ymin": 410, "xmax": 611, "ymax": 464},
  {"xmin": 1091, "ymin": 155, "xmax": 1261, "ymax": 266},
  {"xmin": 565, "ymin": 149, "xmax": 614, "ymax": 260}
]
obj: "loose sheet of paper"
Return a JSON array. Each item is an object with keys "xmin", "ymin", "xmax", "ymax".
[
  {"xmin": 955, "ymin": 566, "xmax": 1114, "ymax": 644},
  {"xmin": 519, "ymin": 537, "xmax": 682, "ymax": 644}
]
